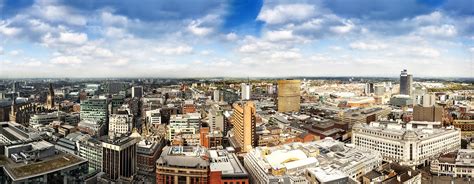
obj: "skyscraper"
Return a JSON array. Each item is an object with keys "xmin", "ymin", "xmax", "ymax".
[
  {"xmin": 132, "ymin": 86, "xmax": 143, "ymax": 98},
  {"xmin": 277, "ymin": 80, "xmax": 301, "ymax": 112},
  {"xmin": 399, "ymin": 69, "xmax": 413, "ymax": 96},
  {"xmin": 240, "ymin": 83, "xmax": 250, "ymax": 100},
  {"xmin": 102, "ymin": 137, "xmax": 138, "ymax": 182},
  {"xmin": 46, "ymin": 83, "xmax": 55, "ymax": 109},
  {"xmin": 230, "ymin": 101, "xmax": 256, "ymax": 153},
  {"xmin": 80, "ymin": 98, "xmax": 108, "ymax": 124}
]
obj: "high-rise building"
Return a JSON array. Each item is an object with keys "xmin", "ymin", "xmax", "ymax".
[
  {"xmin": 168, "ymin": 113, "xmax": 201, "ymax": 140},
  {"xmin": 230, "ymin": 101, "xmax": 256, "ymax": 153},
  {"xmin": 106, "ymin": 82, "xmax": 126, "ymax": 94},
  {"xmin": 352, "ymin": 121, "xmax": 461, "ymax": 166},
  {"xmin": 213, "ymin": 89, "xmax": 220, "ymax": 102},
  {"xmin": 132, "ymin": 86, "xmax": 143, "ymax": 98},
  {"xmin": 241, "ymin": 83, "xmax": 250, "ymax": 100},
  {"xmin": 102, "ymin": 137, "xmax": 138, "ymax": 182},
  {"xmin": 399, "ymin": 69, "xmax": 413, "ymax": 96},
  {"xmin": 421, "ymin": 93, "xmax": 436, "ymax": 107},
  {"xmin": 46, "ymin": 83, "xmax": 55, "ymax": 109},
  {"xmin": 277, "ymin": 80, "xmax": 301, "ymax": 112},
  {"xmin": 208, "ymin": 103, "xmax": 224, "ymax": 133},
  {"xmin": 80, "ymin": 98, "xmax": 108, "ymax": 125},
  {"xmin": 413, "ymin": 105, "xmax": 443, "ymax": 122},
  {"xmin": 79, "ymin": 138, "xmax": 103, "ymax": 172}
]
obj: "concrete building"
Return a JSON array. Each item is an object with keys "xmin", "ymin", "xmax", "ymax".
[
  {"xmin": 421, "ymin": 94, "xmax": 436, "ymax": 107},
  {"xmin": 213, "ymin": 89, "xmax": 220, "ymax": 102},
  {"xmin": 243, "ymin": 138, "xmax": 382, "ymax": 184},
  {"xmin": 132, "ymin": 86, "xmax": 143, "ymax": 98},
  {"xmin": 108, "ymin": 113, "xmax": 133, "ymax": 137},
  {"xmin": 79, "ymin": 138, "xmax": 103, "ymax": 172},
  {"xmin": 399, "ymin": 69, "xmax": 413, "ymax": 96},
  {"xmin": 168, "ymin": 113, "xmax": 201, "ymax": 140},
  {"xmin": 156, "ymin": 146, "xmax": 210, "ymax": 184},
  {"xmin": 352, "ymin": 121, "xmax": 461, "ymax": 166},
  {"xmin": 145, "ymin": 109, "xmax": 161, "ymax": 127},
  {"xmin": 413, "ymin": 105, "xmax": 443, "ymax": 122},
  {"xmin": 46, "ymin": 83, "xmax": 55, "ymax": 109},
  {"xmin": 277, "ymin": 80, "xmax": 300, "ymax": 113},
  {"xmin": 0, "ymin": 141, "xmax": 89, "ymax": 183},
  {"xmin": 80, "ymin": 98, "xmax": 108, "ymax": 125},
  {"xmin": 102, "ymin": 137, "xmax": 138, "ymax": 182},
  {"xmin": 137, "ymin": 138, "xmax": 165, "ymax": 177},
  {"xmin": 241, "ymin": 83, "xmax": 251, "ymax": 100},
  {"xmin": 230, "ymin": 101, "xmax": 257, "ymax": 153},
  {"xmin": 208, "ymin": 103, "xmax": 224, "ymax": 133},
  {"xmin": 209, "ymin": 149, "xmax": 249, "ymax": 184},
  {"xmin": 431, "ymin": 149, "xmax": 474, "ymax": 178}
]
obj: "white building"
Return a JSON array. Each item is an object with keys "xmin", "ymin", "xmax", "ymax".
[
  {"xmin": 421, "ymin": 94, "xmax": 436, "ymax": 107},
  {"xmin": 109, "ymin": 114, "xmax": 133, "ymax": 137},
  {"xmin": 352, "ymin": 121, "xmax": 461, "ymax": 166},
  {"xmin": 243, "ymin": 138, "xmax": 382, "ymax": 184},
  {"xmin": 241, "ymin": 83, "xmax": 251, "ymax": 100},
  {"xmin": 168, "ymin": 113, "xmax": 201, "ymax": 140},
  {"xmin": 213, "ymin": 90, "xmax": 220, "ymax": 102},
  {"xmin": 208, "ymin": 103, "xmax": 224, "ymax": 133},
  {"xmin": 145, "ymin": 109, "xmax": 161, "ymax": 127}
]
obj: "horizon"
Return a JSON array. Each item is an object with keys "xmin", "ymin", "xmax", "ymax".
[{"xmin": 1, "ymin": 0, "xmax": 473, "ymax": 78}]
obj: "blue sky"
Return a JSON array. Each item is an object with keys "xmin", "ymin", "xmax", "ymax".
[{"xmin": 0, "ymin": 0, "xmax": 473, "ymax": 78}]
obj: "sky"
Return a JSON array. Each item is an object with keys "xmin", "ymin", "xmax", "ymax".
[{"xmin": 0, "ymin": 0, "xmax": 473, "ymax": 78}]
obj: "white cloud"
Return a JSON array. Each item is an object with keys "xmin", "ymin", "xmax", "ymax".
[
  {"xmin": 349, "ymin": 41, "xmax": 387, "ymax": 51},
  {"xmin": 8, "ymin": 50, "xmax": 22, "ymax": 56},
  {"xmin": 101, "ymin": 11, "xmax": 128, "ymax": 26},
  {"xmin": 31, "ymin": 2, "xmax": 86, "ymax": 26},
  {"xmin": 416, "ymin": 24, "xmax": 457, "ymax": 37},
  {"xmin": 155, "ymin": 45, "xmax": 193, "ymax": 55},
  {"xmin": 51, "ymin": 56, "xmax": 82, "ymax": 65},
  {"xmin": 225, "ymin": 32, "xmax": 238, "ymax": 41},
  {"xmin": 330, "ymin": 20, "xmax": 355, "ymax": 34},
  {"xmin": 187, "ymin": 14, "xmax": 220, "ymax": 36},
  {"xmin": 270, "ymin": 51, "xmax": 302, "ymax": 60},
  {"xmin": 0, "ymin": 23, "xmax": 21, "ymax": 37},
  {"xmin": 0, "ymin": 47, "xmax": 3, "ymax": 55},
  {"xmin": 409, "ymin": 47, "xmax": 441, "ymax": 58},
  {"xmin": 58, "ymin": 32, "xmax": 88, "ymax": 45},
  {"xmin": 258, "ymin": 4, "xmax": 316, "ymax": 24},
  {"xmin": 264, "ymin": 30, "xmax": 294, "ymax": 42}
]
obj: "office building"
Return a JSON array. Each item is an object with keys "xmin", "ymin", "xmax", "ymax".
[
  {"xmin": 156, "ymin": 146, "xmax": 210, "ymax": 184},
  {"xmin": 79, "ymin": 138, "xmax": 103, "ymax": 172},
  {"xmin": 230, "ymin": 101, "xmax": 257, "ymax": 153},
  {"xmin": 209, "ymin": 149, "xmax": 249, "ymax": 184},
  {"xmin": 137, "ymin": 138, "xmax": 165, "ymax": 176},
  {"xmin": 132, "ymin": 86, "xmax": 143, "ymax": 98},
  {"xmin": 102, "ymin": 137, "xmax": 138, "ymax": 182},
  {"xmin": 106, "ymin": 82, "xmax": 126, "ymax": 94},
  {"xmin": 421, "ymin": 94, "xmax": 436, "ymax": 107},
  {"xmin": 80, "ymin": 98, "xmax": 108, "ymax": 125},
  {"xmin": 0, "ymin": 141, "xmax": 89, "ymax": 183},
  {"xmin": 243, "ymin": 138, "xmax": 382, "ymax": 183},
  {"xmin": 413, "ymin": 105, "xmax": 443, "ymax": 122},
  {"xmin": 399, "ymin": 69, "xmax": 413, "ymax": 96},
  {"xmin": 213, "ymin": 89, "xmax": 220, "ymax": 102},
  {"xmin": 208, "ymin": 103, "xmax": 224, "ymax": 133},
  {"xmin": 145, "ymin": 109, "xmax": 161, "ymax": 127},
  {"xmin": 168, "ymin": 113, "xmax": 201, "ymax": 140},
  {"xmin": 352, "ymin": 121, "xmax": 461, "ymax": 166},
  {"xmin": 277, "ymin": 80, "xmax": 300, "ymax": 112},
  {"xmin": 108, "ymin": 113, "xmax": 133, "ymax": 137},
  {"xmin": 46, "ymin": 83, "xmax": 55, "ymax": 109},
  {"xmin": 241, "ymin": 83, "xmax": 251, "ymax": 100}
]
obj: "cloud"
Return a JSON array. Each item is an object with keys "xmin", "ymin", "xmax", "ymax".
[
  {"xmin": 258, "ymin": 4, "xmax": 316, "ymax": 24},
  {"xmin": 0, "ymin": 22, "xmax": 21, "ymax": 37},
  {"xmin": 51, "ymin": 56, "xmax": 83, "ymax": 65},
  {"xmin": 349, "ymin": 41, "xmax": 387, "ymax": 51},
  {"xmin": 155, "ymin": 45, "xmax": 193, "ymax": 55},
  {"xmin": 58, "ymin": 32, "xmax": 88, "ymax": 45}
]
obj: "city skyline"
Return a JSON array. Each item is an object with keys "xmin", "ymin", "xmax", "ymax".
[{"xmin": 1, "ymin": 0, "xmax": 473, "ymax": 78}]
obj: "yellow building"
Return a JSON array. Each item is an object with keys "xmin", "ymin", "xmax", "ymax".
[
  {"xmin": 231, "ymin": 101, "xmax": 257, "ymax": 153},
  {"xmin": 277, "ymin": 80, "xmax": 300, "ymax": 113}
]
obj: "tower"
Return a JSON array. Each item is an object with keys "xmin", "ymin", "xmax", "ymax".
[
  {"xmin": 400, "ymin": 69, "xmax": 413, "ymax": 96},
  {"xmin": 10, "ymin": 97, "xmax": 17, "ymax": 122},
  {"xmin": 46, "ymin": 83, "xmax": 55, "ymax": 109}
]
